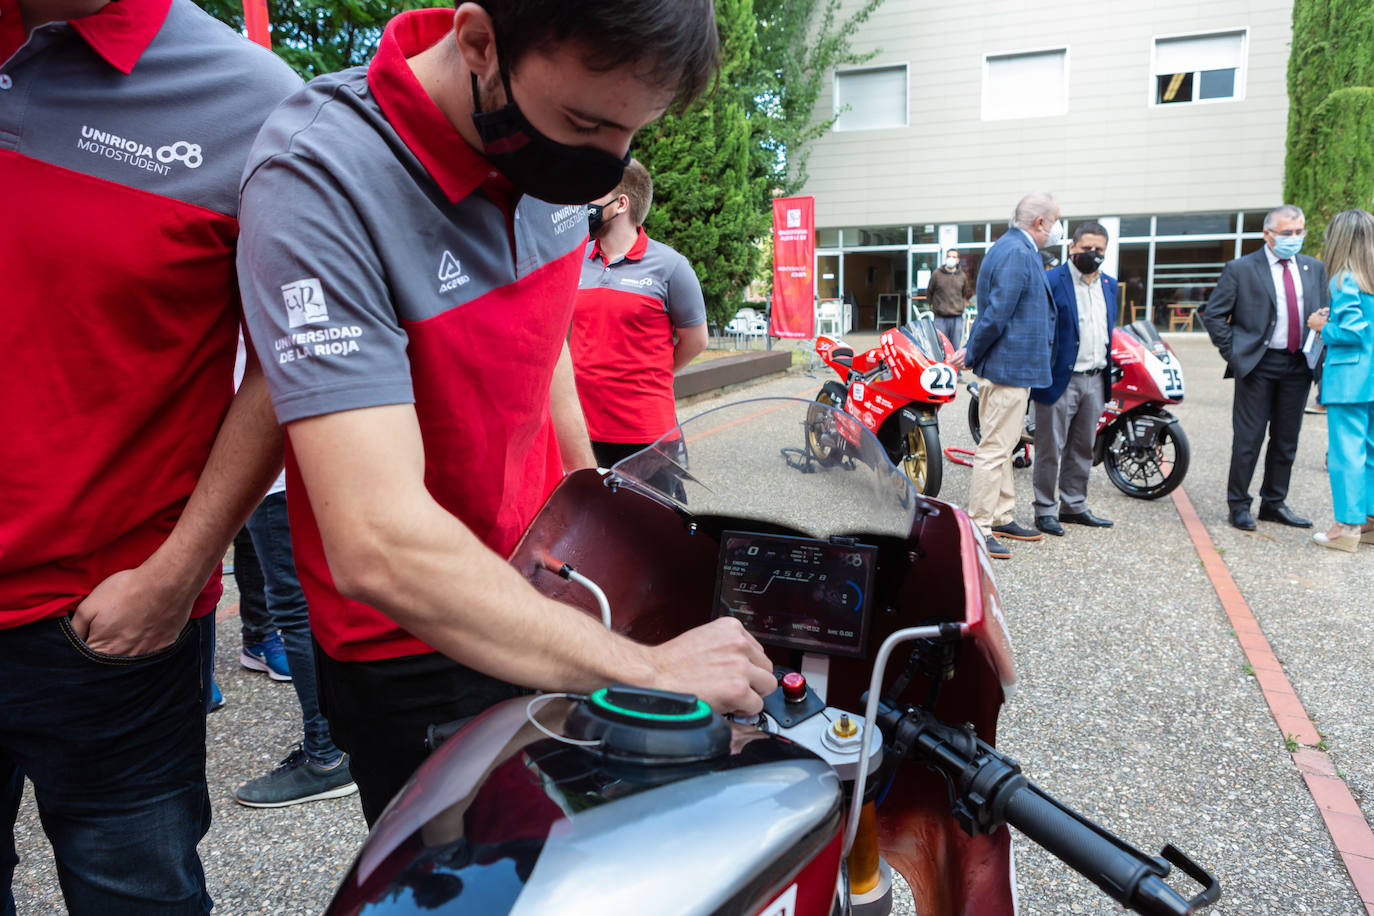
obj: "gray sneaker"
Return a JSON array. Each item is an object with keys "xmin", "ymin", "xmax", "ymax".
[{"xmin": 234, "ymin": 746, "xmax": 357, "ymax": 808}]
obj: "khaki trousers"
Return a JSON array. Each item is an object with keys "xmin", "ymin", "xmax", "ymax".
[{"xmin": 968, "ymin": 378, "xmax": 1030, "ymax": 530}]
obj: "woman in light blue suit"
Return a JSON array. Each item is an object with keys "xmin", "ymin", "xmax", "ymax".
[{"xmin": 1309, "ymin": 209, "xmax": 1374, "ymax": 551}]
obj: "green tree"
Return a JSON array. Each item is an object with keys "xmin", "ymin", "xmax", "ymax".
[
  {"xmin": 639, "ymin": 0, "xmax": 885, "ymax": 328},
  {"xmin": 1284, "ymin": 0, "xmax": 1374, "ymax": 256},
  {"xmin": 752, "ymin": 0, "xmax": 884, "ymax": 195},
  {"xmin": 194, "ymin": 0, "xmax": 425, "ymax": 79},
  {"xmin": 637, "ymin": 0, "xmax": 767, "ymax": 328}
]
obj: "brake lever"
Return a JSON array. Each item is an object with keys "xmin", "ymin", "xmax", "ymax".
[{"xmin": 1160, "ymin": 844, "xmax": 1222, "ymax": 910}]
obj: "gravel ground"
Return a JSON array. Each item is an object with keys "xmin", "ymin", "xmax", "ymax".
[{"xmin": 10, "ymin": 333, "xmax": 1369, "ymax": 915}]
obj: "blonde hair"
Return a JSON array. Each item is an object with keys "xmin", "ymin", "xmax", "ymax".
[
  {"xmin": 1323, "ymin": 209, "xmax": 1374, "ymax": 295},
  {"xmin": 612, "ymin": 159, "xmax": 654, "ymax": 225}
]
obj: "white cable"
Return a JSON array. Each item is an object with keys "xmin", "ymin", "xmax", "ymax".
[
  {"xmin": 565, "ymin": 568, "xmax": 612, "ymax": 629},
  {"xmin": 525, "ymin": 693, "xmax": 603, "ymax": 747},
  {"xmin": 842, "ymin": 624, "xmax": 959, "ymax": 858}
]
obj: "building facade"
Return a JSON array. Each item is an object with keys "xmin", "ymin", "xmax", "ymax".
[{"xmin": 801, "ymin": 0, "xmax": 1295, "ymax": 332}]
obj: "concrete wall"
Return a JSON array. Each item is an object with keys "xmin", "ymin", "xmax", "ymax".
[{"xmin": 802, "ymin": 0, "xmax": 1294, "ymax": 226}]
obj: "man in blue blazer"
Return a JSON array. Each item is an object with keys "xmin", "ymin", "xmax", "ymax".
[
  {"xmin": 1201, "ymin": 204, "xmax": 1328, "ymax": 531},
  {"xmin": 957, "ymin": 192, "xmax": 1059, "ymax": 558},
  {"xmin": 1030, "ymin": 222, "xmax": 1117, "ymax": 536}
]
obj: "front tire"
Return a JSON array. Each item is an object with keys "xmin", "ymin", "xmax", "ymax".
[
  {"xmin": 806, "ymin": 389, "xmax": 846, "ymax": 466},
  {"xmin": 1104, "ymin": 419, "xmax": 1190, "ymax": 499},
  {"xmin": 900, "ymin": 423, "xmax": 943, "ymax": 498},
  {"xmin": 968, "ymin": 393, "xmax": 982, "ymax": 444}
]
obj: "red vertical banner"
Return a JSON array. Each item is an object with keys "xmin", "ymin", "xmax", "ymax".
[
  {"xmin": 770, "ymin": 196, "xmax": 815, "ymax": 339},
  {"xmin": 243, "ymin": 0, "xmax": 271, "ymax": 48}
]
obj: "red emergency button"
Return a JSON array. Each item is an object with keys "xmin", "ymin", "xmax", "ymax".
[{"xmin": 781, "ymin": 672, "xmax": 807, "ymax": 703}]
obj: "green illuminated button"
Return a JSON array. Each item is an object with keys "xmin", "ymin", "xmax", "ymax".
[{"xmin": 590, "ymin": 685, "xmax": 710, "ymax": 724}]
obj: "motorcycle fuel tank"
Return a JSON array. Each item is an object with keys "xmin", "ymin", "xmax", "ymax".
[{"xmin": 327, "ymin": 691, "xmax": 845, "ymax": 916}]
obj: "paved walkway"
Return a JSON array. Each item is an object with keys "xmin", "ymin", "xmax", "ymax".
[{"xmin": 9, "ymin": 333, "xmax": 1373, "ymax": 914}]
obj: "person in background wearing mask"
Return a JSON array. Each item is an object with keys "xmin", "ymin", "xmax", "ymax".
[
  {"xmin": 571, "ymin": 159, "xmax": 707, "ymax": 470},
  {"xmin": 1030, "ymin": 222, "xmax": 1118, "ymax": 536},
  {"xmin": 1202, "ymin": 204, "xmax": 1328, "ymax": 532},
  {"xmin": 952, "ymin": 192, "xmax": 1060, "ymax": 559},
  {"xmin": 236, "ymin": 0, "xmax": 776, "ymax": 827},
  {"xmin": 927, "ymin": 248, "xmax": 973, "ymax": 352}
]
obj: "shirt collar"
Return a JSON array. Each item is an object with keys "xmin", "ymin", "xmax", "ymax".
[
  {"xmin": 32, "ymin": 0, "xmax": 173, "ymax": 75},
  {"xmin": 367, "ymin": 9, "xmax": 507, "ymax": 204},
  {"xmin": 589, "ymin": 226, "xmax": 648, "ymax": 264}
]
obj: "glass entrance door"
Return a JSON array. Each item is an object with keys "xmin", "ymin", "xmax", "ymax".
[{"xmin": 909, "ymin": 245, "xmax": 942, "ymax": 322}]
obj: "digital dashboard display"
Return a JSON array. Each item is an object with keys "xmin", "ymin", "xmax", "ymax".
[{"xmin": 713, "ymin": 531, "xmax": 876, "ymax": 657}]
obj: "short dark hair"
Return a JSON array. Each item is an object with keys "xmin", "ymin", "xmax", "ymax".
[
  {"xmin": 615, "ymin": 159, "xmax": 654, "ymax": 224},
  {"xmin": 477, "ymin": 1, "xmax": 720, "ymax": 109},
  {"xmin": 1073, "ymin": 220, "xmax": 1110, "ymax": 244}
]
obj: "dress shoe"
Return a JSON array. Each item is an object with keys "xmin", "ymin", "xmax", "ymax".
[
  {"xmin": 1060, "ymin": 509, "xmax": 1113, "ymax": 528},
  {"xmin": 1258, "ymin": 503, "xmax": 1313, "ymax": 528},
  {"xmin": 1229, "ymin": 507, "xmax": 1257, "ymax": 531},
  {"xmin": 1035, "ymin": 515, "xmax": 1064, "ymax": 537},
  {"xmin": 1313, "ymin": 523, "xmax": 1360, "ymax": 553},
  {"xmin": 991, "ymin": 521, "xmax": 1042, "ymax": 541},
  {"xmin": 983, "ymin": 535, "xmax": 1011, "ymax": 559}
]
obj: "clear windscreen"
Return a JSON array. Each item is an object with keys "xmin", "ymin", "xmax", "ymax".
[
  {"xmin": 901, "ymin": 314, "xmax": 946, "ymax": 360},
  {"xmin": 606, "ymin": 397, "xmax": 920, "ymax": 540}
]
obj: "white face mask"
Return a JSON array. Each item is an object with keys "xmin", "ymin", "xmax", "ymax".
[
  {"xmin": 945, "ymin": 257, "xmax": 959, "ymax": 268},
  {"xmin": 1043, "ymin": 219, "xmax": 1064, "ymax": 249}
]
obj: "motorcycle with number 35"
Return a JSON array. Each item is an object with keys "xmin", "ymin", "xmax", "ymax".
[
  {"xmin": 809, "ymin": 315, "xmax": 959, "ymax": 497},
  {"xmin": 968, "ymin": 320, "xmax": 1191, "ymax": 499},
  {"xmin": 326, "ymin": 397, "xmax": 1220, "ymax": 916}
]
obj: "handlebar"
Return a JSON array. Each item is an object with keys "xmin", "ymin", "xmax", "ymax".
[{"xmin": 880, "ymin": 704, "xmax": 1220, "ymax": 915}]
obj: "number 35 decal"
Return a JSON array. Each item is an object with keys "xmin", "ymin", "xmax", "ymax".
[{"xmin": 921, "ymin": 364, "xmax": 957, "ymax": 394}]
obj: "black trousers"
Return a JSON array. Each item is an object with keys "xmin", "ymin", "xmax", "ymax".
[
  {"xmin": 1228, "ymin": 349, "xmax": 1312, "ymax": 509},
  {"xmin": 313, "ymin": 644, "xmax": 526, "ymax": 826}
]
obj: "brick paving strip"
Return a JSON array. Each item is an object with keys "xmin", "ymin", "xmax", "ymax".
[{"xmin": 1172, "ymin": 486, "xmax": 1374, "ymax": 914}]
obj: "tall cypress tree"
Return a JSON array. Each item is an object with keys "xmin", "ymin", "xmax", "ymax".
[
  {"xmin": 636, "ymin": 0, "xmax": 768, "ymax": 329},
  {"xmin": 1284, "ymin": 0, "xmax": 1374, "ymax": 257}
]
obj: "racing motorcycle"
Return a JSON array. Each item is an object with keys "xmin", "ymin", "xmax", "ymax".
[
  {"xmin": 968, "ymin": 320, "xmax": 1191, "ymax": 499},
  {"xmin": 325, "ymin": 398, "xmax": 1219, "ymax": 916},
  {"xmin": 808, "ymin": 314, "xmax": 959, "ymax": 498}
]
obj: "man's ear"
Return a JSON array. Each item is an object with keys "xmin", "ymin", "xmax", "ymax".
[{"xmin": 453, "ymin": 3, "xmax": 499, "ymax": 81}]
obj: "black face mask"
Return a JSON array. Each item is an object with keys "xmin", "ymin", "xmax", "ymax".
[
  {"xmin": 470, "ymin": 69, "xmax": 629, "ymax": 205},
  {"xmin": 1071, "ymin": 250, "xmax": 1105, "ymax": 275},
  {"xmin": 587, "ymin": 200, "xmax": 617, "ymax": 235}
]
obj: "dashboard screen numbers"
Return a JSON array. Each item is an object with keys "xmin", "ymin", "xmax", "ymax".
[{"xmin": 713, "ymin": 531, "xmax": 876, "ymax": 657}]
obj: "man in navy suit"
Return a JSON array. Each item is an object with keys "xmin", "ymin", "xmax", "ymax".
[
  {"xmin": 1202, "ymin": 204, "xmax": 1328, "ymax": 531},
  {"xmin": 1030, "ymin": 222, "xmax": 1117, "ymax": 536},
  {"xmin": 956, "ymin": 192, "xmax": 1059, "ymax": 558}
]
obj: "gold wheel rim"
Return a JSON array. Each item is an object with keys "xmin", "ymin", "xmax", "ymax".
[
  {"xmin": 903, "ymin": 428, "xmax": 927, "ymax": 490},
  {"xmin": 809, "ymin": 393, "xmax": 837, "ymax": 459}
]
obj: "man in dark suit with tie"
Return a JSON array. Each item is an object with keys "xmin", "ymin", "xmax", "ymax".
[{"xmin": 1202, "ymin": 204, "xmax": 1329, "ymax": 531}]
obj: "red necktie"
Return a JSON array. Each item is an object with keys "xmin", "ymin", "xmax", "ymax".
[{"xmin": 1280, "ymin": 259, "xmax": 1300, "ymax": 353}]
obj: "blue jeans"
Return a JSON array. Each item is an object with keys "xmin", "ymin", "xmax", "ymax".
[
  {"xmin": 243, "ymin": 492, "xmax": 339, "ymax": 765},
  {"xmin": 0, "ymin": 614, "xmax": 214, "ymax": 915}
]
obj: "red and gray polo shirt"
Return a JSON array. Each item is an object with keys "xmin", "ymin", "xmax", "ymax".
[
  {"xmin": 571, "ymin": 228, "xmax": 705, "ymax": 443},
  {"xmin": 237, "ymin": 9, "xmax": 590, "ymax": 663},
  {"xmin": 0, "ymin": 0, "xmax": 300, "ymax": 629}
]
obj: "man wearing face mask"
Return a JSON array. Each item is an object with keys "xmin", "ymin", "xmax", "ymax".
[
  {"xmin": 927, "ymin": 249, "xmax": 973, "ymax": 352},
  {"xmin": 1202, "ymin": 204, "xmax": 1328, "ymax": 531},
  {"xmin": 571, "ymin": 159, "xmax": 707, "ymax": 470},
  {"xmin": 237, "ymin": 0, "xmax": 778, "ymax": 827},
  {"xmin": 955, "ymin": 192, "xmax": 1060, "ymax": 559},
  {"xmin": 1030, "ymin": 222, "xmax": 1117, "ymax": 536}
]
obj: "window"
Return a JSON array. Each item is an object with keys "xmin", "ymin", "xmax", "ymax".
[
  {"xmin": 1153, "ymin": 31, "xmax": 1246, "ymax": 105},
  {"xmin": 833, "ymin": 66, "xmax": 908, "ymax": 131},
  {"xmin": 982, "ymin": 49, "xmax": 1068, "ymax": 121}
]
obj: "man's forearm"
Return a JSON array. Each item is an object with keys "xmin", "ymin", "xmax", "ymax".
[
  {"xmin": 146, "ymin": 360, "xmax": 283, "ymax": 595},
  {"xmin": 550, "ymin": 342, "xmax": 595, "ymax": 469}
]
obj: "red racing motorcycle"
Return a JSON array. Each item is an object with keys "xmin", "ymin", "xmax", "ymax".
[
  {"xmin": 325, "ymin": 398, "xmax": 1219, "ymax": 916},
  {"xmin": 968, "ymin": 320, "xmax": 1191, "ymax": 499},
  {"xmin": 809, "ymin": 315, "xmax": 958, "ymax": 497}
]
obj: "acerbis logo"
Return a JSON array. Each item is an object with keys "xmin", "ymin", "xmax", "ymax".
[
  {"xmin": 619, "ymin": 276, "xmax": 654, "ymax": 288},
  {"xmin": 438, "ymin": 250, "xmax": 470, "ymax": 293},
  {"xmin": 157, "ymin": 141, "xmax": 203, "ymax": 169}
]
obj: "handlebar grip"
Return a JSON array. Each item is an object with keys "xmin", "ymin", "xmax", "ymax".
[{"xmin": 1002, "ymin": 784, "xmax": 1194, "ymax": 916}]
